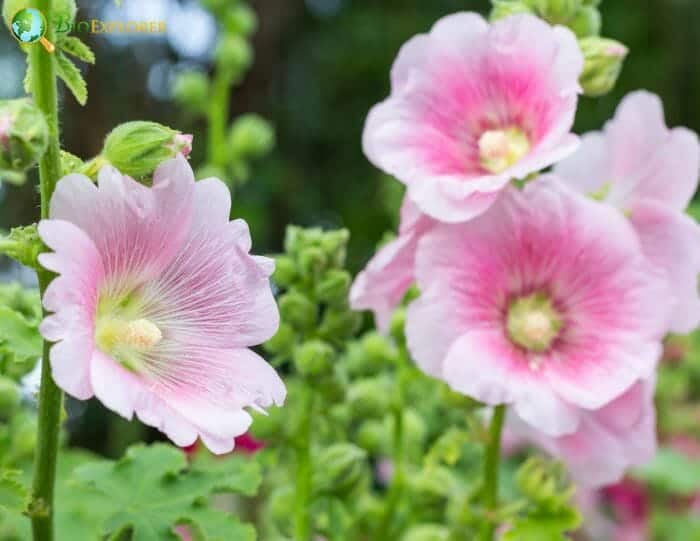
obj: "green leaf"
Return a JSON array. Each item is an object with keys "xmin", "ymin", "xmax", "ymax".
[
  {"xmin": 0, "ymin": 470, "xmax": 27, "ymax": 514},
  {"xmin": 55, "ymin": 52, "xmax": 88, "ymax": 106},
  {"xmin": 58, "ymin": 36, "xmax": 96, "ymax": 64},
  {"xmin": 0, "ymin": 306, "xmax": 42, "ymax": 360},
  {"xmin": 72, "ymin": 444, "xmax": 260, "ymax": 541},
  {"xmin": 503, "ymin": 513, "xmax": 578, "ymax": 541},
  {"xmin": 634, "ymin": 447, "xmax": 700, "ymax": 495}
]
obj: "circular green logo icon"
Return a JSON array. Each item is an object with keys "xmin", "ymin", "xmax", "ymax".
[{"xmin": 10, "ymin": 8, "xmax": 54, "ymax": 52}]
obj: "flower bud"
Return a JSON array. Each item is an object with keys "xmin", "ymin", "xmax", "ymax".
[
  {"xmin": 263, "ymin": 323, "xmax": 296, "ymax": 356},
  {"xmin": 362, "ymin": 332, "xmax": 398, "ymax": 366},
  {"xmin": 568, "ymin": 5, "xmax": 601, "ymax": 37},
  {"xmin": 356, "ymin": 419, "xmax": 389, "ymax": 454},
  {"xmin": 294, "ymin": 339, "xmax": 334, "ymax": 377},
  {"xmin": 390, "ymin": 308, "xmax": 407, "ymax": 344},
  {"xmin": 0, "ymin": 376, "xmax": 21, "ymax": 417},
  {"xmin": 299, "ymin": 246, "xmax": 328, "ymax": 280},
  {"xmin": 215, "ymin": 35, "xmax": 252, "ymax": 74},
  {"xmin": 407, "ymin": 468, "xmax": 454, "ymax": 520},
  {"xmin": 402, "ymin": 525, "xmax": 450, "ymax": 541},
  {"xmin": 347, "ymin": 377, "xmax": 393, "ymax": 419},
  {"xmin": 172, "ymin": 71, "xmax": 210, "ymax": 113},
  {"xmin": 313, "ymin": 443, "xmax": 368, "ymax": 496},
  {"xmin": 0, "ymin": 224, "xmax": 42, "ymax": 269},
  {"xmin": 229, "ymin": 114, "xmax": 275, "ymax": 158},
  {"xmin": 278, "ymin": 290, "xmax": 317, "ymax": 331},
  {"xmin": 490, "ymin": 1, "xmax": 534, "ymax": 21},
  {"xmin": 223, "ymin": 4, "xmax": 258, "ymax": 36},
  {"xmin": 579, "ymin": 37, "xmax": 628, "ymax": 97},
  {"xmin": 318, "ymin": 306, "xmax": 362, "ymax": 341},
  {"xmin": 315, "ymin": 270, "xmax": 351, "ymax": 305},
  {"xmin": 0, "ymin": 99, "xmax": 48, "ymax": 172},
  {"xmin": 273, "ymin": 256, "xmax": 298, "ymax": 287},
  {"xmin": 319, "ymin": 229, "xmax": 350, "ymax": 267},
  {"xmin": 534, "ymin": 0, "xmax": 580, "ymax": 22},
  {"xmin": 103, "ymin": 121, "xmax": 193, "ymax": 179}
]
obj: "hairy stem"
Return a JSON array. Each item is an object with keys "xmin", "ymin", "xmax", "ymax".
[
  {"xmin": 207, "ymin": 67, "xmax": 235, "ymax": 169},
  {"xmin": 28, "ymin": 1, "xmax": 64, "ymax": 539},
  {"xmin": 294, "ymin": 386, "xmax": 315, "ymax": 541},
  {"xmin": 479, "ymin": 405, "xmax": 506, "ymax": 541}
]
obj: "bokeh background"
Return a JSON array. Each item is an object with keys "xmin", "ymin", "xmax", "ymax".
[{"xmin": 0, "ymin": 0, "xmax": 699, "ymax": 455}]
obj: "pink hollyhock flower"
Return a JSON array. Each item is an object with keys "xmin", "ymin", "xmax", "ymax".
[
  {"xmin": 406, "ymin": 179, "xmax": 668, "ymax": 436},
  {"xmin": 363, "ymin": 13, "xmax": 582, "ymax": 223},
  {"xmin": 350, "ymin": 197, "xmax": 435, "ymax": 330},
  {"xmin": 38, "ymin": 155, "xmax": 285, "ymax": 454},
  {"xmin": 554, "ymin": 90, "xmax": 700, "ymax": 333},
  {"xmin": 511, "ymin": 380, "xmax": 656, "ymax": 488}
]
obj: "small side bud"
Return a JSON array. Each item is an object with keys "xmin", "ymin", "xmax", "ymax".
[
  {"xmin": 568, "ymin": 5, "xmax": 601, "ymax": 37},
  {"xmin": 60, "ymin": 150, "xmax": 84, "ymax": 176},
  {"xmin": 263, "ymin": 323, "xmax": 296, "ymax": 356},
  {"xmin": 315, "ymin": 269, "xmax": 351, "ymax": 305},
  {"xmin": 313, "ymin": 443, "xmax": 368, "ymax": 497},
  {"xmin": 229, "ymin": 114, "xmax": 275, "ymax": 158},
  {"xmin": 215, "ymin": 35, "xmax": 252, "ymax": 74},
  {"xmin": 490, "ymin": 0, "xmax": 534, "ymax": 21},
  {"xmin": 278, "ymin": 290, "xmax": 317, "ymax": 331},
  {"xmin": 223, "ymin": 4, "xmax": 258, "ymax": 36},
  {"xmin": 347, "ymin": 377, "xmax": 393, "ymax": 419},
  {"xmin": 294, "ymin": 339, "xmax": 334, "ymax": 378},
  {"xmin": 0, "ymin": 99, "xmax": 48, "ymax": 172},
  {"xmin": 0, "ymin": 225, "xmax": 43, "ymax": 269},
  {"xmin": 172, "ymin": 71, "xmax": 210, "ymax": 113},
  {"xmin": 272, "ymin": 255, "xmax": 298, "ymax": 287},
  {"xmin": 103, "ymin": 121, "xmax": 193, "ymax": 179},
  {"xmin": 579, "ymin": 37, "xmax": 628, "ymax": 97}
]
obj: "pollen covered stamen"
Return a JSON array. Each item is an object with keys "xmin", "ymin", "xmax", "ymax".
[
  {"xmin": 507, "ymin": 293, "xmax": 562, "ymax": 355},
  {"xmin": 478, "ymin": 127, "xmax": 530, "ymax": 174},
  {"xmin": 96, "ymin": 317, "xmax": 163, "ymax": 370}
]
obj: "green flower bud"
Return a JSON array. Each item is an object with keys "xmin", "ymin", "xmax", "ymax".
[
  {"xmin": 0, "ymin": 376, "xmax": 21, "ymax": 417},
  {"xmin": 273, "ymin": 256, "xmax": 298, "ymax": 287},
  {"xmin": 568, "ymin": 5, "xmax": 601, "ymax": 37},
  {"xmin": 263, "ymin": 323, "xmax": 296, "ymax": 356},
  {"xmin": 356, "ymin": 419, "xmax": 389, "ymax": 454},
  {"xmin": 60, "ymin": 150, "xmax": 83, "ymax": 176},
  {"xmin": 11, "ymin": 412, "xmax": 37, "ymax": 459},
  {"xmin": 229, "ymin": 114, "xmax": 275, "ymax": 158},
  {"xmin": 299, "ymin": 246, "xmax": 327, "ymax": 280},
  {"xmin": 319, "ymin": 229, "xmax": 350, "ymax": 267},
  {"xmin": 3, "ymin": 0, "xmax": 77, "ymax": 30},
  {"xmin": 579, "ymin": 37, "xmax": 628, "ymax": 97},
  {"xmin": 172, "ymin": 71, "xmax": 210, "ymax": 113},
  {"xmin": 490, "ymin": 1, "xmax": 534, "ymax": 21},
  {"xmin": 407, "ymin": 468, "xmax": 454, "ymax": 519},
  {"xmin": 393, "ymin": 409, "xmax": 427, "ymax": 453},
  {"xmin": 347, "ymin": 377, "xmax": 393, "ymax": 419},
  {"xmin": 319, "ymin": 306, "xmax": 362, "ymax": 341},
  {"xmin": 215, "ymin": 34, "xmax": 252, "ymax": 74},
  {"xmin": 362, "ymin": 332, "xmax": 398, "ymax": 365},
  {"xmin": 390, "ymin": 308, "xmax": 407, "ymax": 344},
  {"xmin": 294, "ymin": 339, "xmax": 334, "ymax": 377},
  {"xmin": 223, "ymin": 4, "xmax": 258, "ymax": 36},
  {"xmin": 316, "ymin": 270, "xmax": 351, "ymax": 305},
  {"xmin": 402, "ymin": 524, "xmax": 450, "ymax": 541},
  {"xmin": 0, "ymin": 99, "xmax": 48, "ymax": 172},
  {"xmin": 534, "ymin": 0, "xmax": 580, "ymax": 23},
  {"xmin": 0, "ymin": 224, "xmax": 42, "ymax": 269},
  {"xmin": 313, "ymin": 443, "xmax": 368, "ymax": 496},
  {"xmin": 284, "ymin": 226, "xmax": 304, "ymax": 257},
  {"xmin": 103, "ymin": 121, "xmax": 193, "ymax": 179},
  {"xmin": 278, "ymin": 290, "xmax": 316, "ymax": 331}
]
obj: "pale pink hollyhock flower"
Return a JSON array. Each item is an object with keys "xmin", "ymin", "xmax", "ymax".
[
  {"xmin": 406, "ymin": 179, "xmax": 668, "ymax": 437},
  {"xmin": 555, "ymin": 90, "xmax": 700, "ymax": 333},
  {"xmin": 363, "ymin": 13, "xmax": 582, "ymax": 223},
  {"xmin": 511, "ymin": 380, "xmax": 657, "ymax": 488},
  {"xmin": 350, "ymin": 197, "xmax": 435, "ymax": 331},
  {"xmin": 38, "ymin": 155, "xmax": 285, "ymax": 454}
]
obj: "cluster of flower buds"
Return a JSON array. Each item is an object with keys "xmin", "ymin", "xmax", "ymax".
[
  {"xmin": 490, "ymin": 0, "xmax": 627, "ymax": 96},
  {"xmin": 171, "ymin": 0, "xmax": 274, "ymax": 187}
]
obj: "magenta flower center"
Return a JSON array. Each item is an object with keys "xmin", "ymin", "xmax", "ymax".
[
  {"xmin": 506, "ymin": 292, "xmax": 562, "ymax": 355},
  {"xmin": 478, "ymin": 127, "xmax": 531, "ymax": 174}
]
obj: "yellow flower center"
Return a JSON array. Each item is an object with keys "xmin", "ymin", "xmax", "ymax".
[
  {"xmin": 96, "ymin": 311, "xmax": 162, "ymax": 372},
  {"xmin": 478, "ymin": 127, "xmax": 530, "ymax": 174},
  {"xmin": 506, "ymin": 293, "xmax": 562, "ymax": 355}
]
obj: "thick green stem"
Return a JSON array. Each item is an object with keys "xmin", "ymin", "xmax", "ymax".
[
  {"xmin": 28, "ymin": 1, "xmax": 64, "ymax": 540},
  {"xmin": 207, "ymin": 67, "xmax": 235, "ymax": 168},
  {"xmin": 294, "ymin": 387, "xmax": 315, "ymax": 541},
  {"xmin": 479, "ymin": 405, "xmax": 506, "ymax": 541}
]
